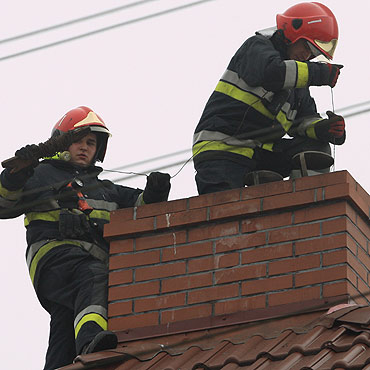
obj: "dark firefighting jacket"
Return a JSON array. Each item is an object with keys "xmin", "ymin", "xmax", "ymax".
[
  {"xmin": 0, "ymin": 158, "xmax": 143, "ymax": 287},
  {"xmin": 193, "ymin": 28, "xmax": 336, "ymax": 165}
]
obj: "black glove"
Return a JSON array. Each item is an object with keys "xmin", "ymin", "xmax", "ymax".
[
  {"xmin": 143, "ymin": 172, "xmax": 171, "ymax": 204},
  {"xmin": 315, "ymin": 63, "xmax": 343, "ymax": 88},
  {"xmin": 311, "ymin": 111, "xmax": 346, "ymax": 145},
  {"xmin": 15, "ymin": 144, "xmax": 40, "ymax": 166},
  {"xmin": 59, "ymin": 209, "xmax": 91, "ymax": 239}
]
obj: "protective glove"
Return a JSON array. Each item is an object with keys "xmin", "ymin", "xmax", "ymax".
[
  {"xmin": 143, "ymin": 172, "xmax": 171, "ymax": 204},
  {"xmin": 15, "ymin": 144, "xmax": 40, "ymax": 166},
  {"xmin": 315, "ymin": 63, "xmax": 343, "ymax": 88},
  {"xmin": 310, "ymin": 111, "xmax": 346, "ymax": 145},
  {"xmin": 59, "ymin": 209, "xmax": 91, "ymax": 239}
]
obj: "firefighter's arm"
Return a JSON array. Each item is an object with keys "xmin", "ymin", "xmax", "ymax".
[{"xmin": 289, "ymin": 111, "xmax": 346, "ymax": 145}]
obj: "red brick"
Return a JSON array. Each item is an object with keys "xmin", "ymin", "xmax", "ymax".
[
  {"xmin": 136, "ymin": 198, "xmax": 187, "ymax": 219},
  {"xmin": 263, "ymin": 189, "xmax": 317, "ymax": 212},
  {"xmin": 357, "ymin": 215, "xmax": 370, "ymax": 240},
  {"xmin": 189, "ymin": 188, "xmax": 241, "ymax": 209},
  {"xmin": 108, "ymin": 301, "xmax": 132, "ymax": 317},
  {"xmin": 135, "ymin": 293, "xmax": 186, "ymax": 313},
  {"xmin": 347, "ymin": 253, "xmax": 368, "ymax": 283},
  {"xmin": 135, "ymin": 261, "xmax": 186, "ymax": 281},
  {"xmin": 104, "ymin": 217, "xmax": 154, "ymax": 238},
  {"xmin": 346, "ymin": 220, "xmax": 368, "ymax": 250},
  {"xmin": 322, "ymin": 280, "xmax": 351, "ymax": 298},
  {"xmin": 242, "ymin": 212, "xmax": 292, "ymax": 233},
  {"xmin": 156, "ymin": 208, "xmax": 208, "ymax": 229},
  {"xmin": 242, "ymin": 275, "xmax": 293, "ymax": 295},
  {"xmin": 242, "ymin": 180, "xmax": 293, "ymax": 200},
  {"xmin": 215, "ymin": 264, "xmax": 266, "ymax": 284},
  {"xmin": 209, "ymin": 199, "xmax": 260, "ymax": 221},
  {"xmin": 322, "ymin": 249, "xmax": 348, "ymax": 267},
  {"xmin": 357, "ymin": 279, "xmax": 370, "ymax": 304},
  {"xmin": 214, "ymin": 295, "xmax": 266, "ymax": 315},
  {"xmin": 161, "ymin": 273, "xmax": 213, "ymax": 293},
  {"xmin": 161, "ymin": 304, "xmax": 212, "ymax": 324},
  {"xmin": 296, "ymin": 234, "xmax": 348, "ymax": 255},
  {"xmin": 135, "ymin": 231, "xmax": 187, "ymax": 251},
  {"xmin": 108, "ymin": 312, "xmax": 158, "ymax": 331},
  {"xmin": 322, "ymin": 217, "xmax": 347, "ymax": 235},
  {"xmin": 108, "ymin": 269, "xmax": 133, "ymax": 286},
  {"xmin": 241, "ymin": 243, "xmax": 293, "ymax": 264},
  {"xmin": 109, "ymin": 208, "xmax": 134, "ymax": 222},
  {"xmin": 215, "ymin": 233, "xmax": 266, "ymax": 253},
  {"xmin": 268, "ymin": 286, "xmax": 321, "ymax": 306},
  {"xmin": 109, "ymin": 239, "xmax": 134, "ymax": 254},
  {"xmin": 324, "ymin": 183, "xmax": 350, "ymax": 201},
  {"xmin": 108, "ymin": 281, "xmax": 159, "ymax": 301},
  {"xmin": 358, "ymin": 246, "xmax": 370, "ymax": 272},
  {"xmin": 295, "ymin": 265, "xmax": 348, "ymax": 287},
  {"xmin": 188, "ymin": 284, "xmax": 239, "ymax": 304},
  {"xmin": 294, "ymin": 171, "xmax": 349, "ymax": 192},
  {"xmin": 188, "ymin": 221, "xmax": 239, "ymax": 243},
  {"xmin": 269, "ymin": 254, "xmax": 320, "ymax": 276},
  {"xmin": 294, "ymin": 202, "xmax": 348, "ymax": 224},
  {"xmin": 109, "ymin": 250, "xmax": 160, "ymax": 270},
  {"xmin": 268, "ymin": 223, "xmax": 321, "ymax": 244},
  {"xmin": 187, "ymin": 254, "xmax": 239, "ymax": 273},
  {"xmin": 162, "ymin": 241, "xmax": 213, "ymax": 262}
]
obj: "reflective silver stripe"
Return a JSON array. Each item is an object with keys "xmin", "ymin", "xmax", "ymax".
[
  {"xmin": 283, "ymin": 61, "xmax": 298, "ymax": 89},
  {"xmin": 74, "ymin": 305, "xmax": 107, "ymax": 329},
  {"xmin": 85, "ymin": 199, "xmax": 118, "ymax": 211},
  {"xmin": 26, "ymin": 239, "xmax": 108, "ymax": 269},
  {"xmin": 193, "ymin": 130, "xmax": 258, "ymax": 148},
  {"xmin": 221, "ymin": 70, "xmax": 274, "ymax": 101},
  {"xmin": 296, "ymin": 116, "xmax": 323, "ymax": 136},
  {"xmin": 281, "ymin": 102, "xmax": 297, "ymax": 121}
]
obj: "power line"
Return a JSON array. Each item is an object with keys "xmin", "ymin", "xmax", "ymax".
[
  {"xmin": 0, "ymin": 0, "xmax": 159, "ymax": 44},
  {"xmin": 0, "ymin": 0, "xmax": 217, "ymax": 62}
]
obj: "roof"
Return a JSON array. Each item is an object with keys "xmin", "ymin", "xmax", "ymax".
[{"xmin": 63, "ymin": 304, "xmax": 370, "ymax": 370}]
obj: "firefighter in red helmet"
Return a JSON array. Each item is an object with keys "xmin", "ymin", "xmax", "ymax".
[
  {"xmin": 193, "ymin": 2, "xmax": 345, "ymax": 194},
  {"xmin": 0, "ymin": 106, "xmax": 171, "ymax": 369}
]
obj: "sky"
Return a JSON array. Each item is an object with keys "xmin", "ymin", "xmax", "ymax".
[{"xmin": 0, "ymin": 0, "xmax": 369, "ymax": 368}]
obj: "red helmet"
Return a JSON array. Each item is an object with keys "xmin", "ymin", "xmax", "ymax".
[
  {"xmin": 276, "ymin": 2, "xmax": 338, "ymax": 59},
  {"xmin": 52, "ymin": 106, "xmax": 111, "ymax": 162}
]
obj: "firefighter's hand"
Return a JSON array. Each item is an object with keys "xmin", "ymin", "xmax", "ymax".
[
  {"xmin": 59, "ymin": 209, "xmax": 91, "ymax": 238},
  {"xmin": 313, "ymin": 111, "xmax": 346, "ymax": 145},
  {"xmin": 15, "ymin": 144, "xmax": 40, "ymax": 166},
  {"xmin": 143, "ymin": 172, "xmax": 171, "ymax": 204},
  {"xmin": 320, "ymin": 63, "xmax": 343, "ymax": 88}
]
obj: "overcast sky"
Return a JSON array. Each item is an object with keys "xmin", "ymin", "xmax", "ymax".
[{"xmin": 1, "ymin": 1, "xmax": 369, "ymax": 368}]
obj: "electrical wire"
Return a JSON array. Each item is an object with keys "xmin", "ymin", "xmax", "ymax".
[
  {"xmin": 0, "ymin": 0, "xmax": 159, "ymax": 44},
  {"xmin": 0, "ymin": 0, "xmax": 217, "ymax": 62}
]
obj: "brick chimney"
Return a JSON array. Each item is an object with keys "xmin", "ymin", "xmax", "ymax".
[{"xmin": 104, "ymin": 170, "xmax": 369, "ymax": 338}]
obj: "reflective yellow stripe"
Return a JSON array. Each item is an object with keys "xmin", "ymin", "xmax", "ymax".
[
  {"xmin": 75, "ymin": 313, "xmax": 107, "ymax": 338},
  {"xmin": 29, "ymin": 240, "xmax": 80, "ymax": 284},
  {"xmin": 24, "ymin": 210, "xmax": 60, "ymax": 226},
  {"xmin": 306, "ymin": 119, "xmax": 322, "ymax": 139},
  {"xmin": 0, "ymin": 182, "xmax": 22, "ymax": 200},
  {"xmin": 89, "ymin": 210, "xmax": 110, "ymax": 221},
  {"xmin": 262, "ymin": 143, "xmax": 274, "ymax": 151},
  {"xmin": 193, "ymin": 141, "xmax": 254, "ymax": 159},
  {"xmin": 24, "ymin": 209, "xmax": 110, "ymax": 226},
  {"xmin": 215, "ymin": 81, "xmax": 274, "ymax": 119},
  {"xmin": 296, "ymin": 62, "xmax": 309, "ymax": 88},
  {"xmin": 276, "ymin": 111, "xmax": 293, "ymax": 132}
]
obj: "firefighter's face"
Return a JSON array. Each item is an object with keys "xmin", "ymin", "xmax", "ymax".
[
  {"xmin": 287, "ymin": 39, "xmax": 313, "ymax": 61},
  {"xmin": 68, "ymin": 132, "xmax": 97, "ymax": 167}
]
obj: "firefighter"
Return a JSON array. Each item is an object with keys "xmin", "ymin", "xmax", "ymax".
[
  {"xmin": 0, "ymin": 106, "xmax": 171, "ymax": 369},
  {"xmin": 193, "ymin": 2, "xmax": 346, "ymax": 194}
]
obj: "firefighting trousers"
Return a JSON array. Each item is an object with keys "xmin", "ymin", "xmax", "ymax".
[
  {"xmin": 35, "ymin": 244, "xmax": 108, "ymax": 370},
  {"xmin": 194, "ymin": 137, "xmax": 331, "ymax": 194}
]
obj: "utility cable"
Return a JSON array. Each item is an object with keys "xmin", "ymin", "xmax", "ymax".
[
  {"xmin": 0, "ymin": 0, "xmax": 217, "ymax": 62},
  {"xmin": 0, "ymin": 0, "xmax": 159, "ymax": 44}
]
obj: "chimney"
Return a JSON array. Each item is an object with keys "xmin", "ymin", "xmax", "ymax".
[{"xmin": 104, "ymin": 170, "xmax": 369, "ymax": 339}]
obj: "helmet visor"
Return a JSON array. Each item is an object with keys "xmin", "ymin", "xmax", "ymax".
[{"xmin": 313, "ymin": 39, "xmax": 338, "ymax": 59}]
